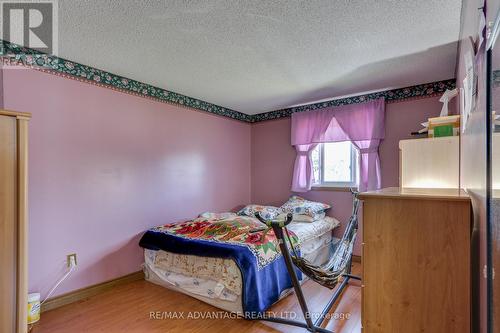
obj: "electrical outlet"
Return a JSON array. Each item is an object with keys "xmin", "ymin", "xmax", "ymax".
[{"xmin": 67, "ymin": 253, "xmax": 77, "ymax": 267}]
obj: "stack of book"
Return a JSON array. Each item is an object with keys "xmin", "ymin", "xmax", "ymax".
[
  {"xmin": 413, "ymin": 115, "xmax": 461, "ymax": 138},
  {"xmin": 427, "ymin": 115, "xmax": 460, "ymax": 137}
]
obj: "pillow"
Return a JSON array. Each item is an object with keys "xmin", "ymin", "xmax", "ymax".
[
  {"xmin": 237, "ymin": 205, "xmax": 280, "ymax": 220},
  {"xmin": 198, "ymin": 212, "xmax": 238, "ymax": 220},
  {"xmin": 279, "ymin": 196, "xmax": 331, "ymax": 219},
  {"xmin": 277, "ymin": 212, "xmax": 326, "ymax": 223}
]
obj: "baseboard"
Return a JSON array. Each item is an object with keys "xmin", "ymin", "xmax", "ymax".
[
  {"xmin": 352, "ymin": 255, "xmax": 361, "ymax": 263},
  {"xmin": 41, "ymin": 270, "xmax": 144, "ymax": 313}
]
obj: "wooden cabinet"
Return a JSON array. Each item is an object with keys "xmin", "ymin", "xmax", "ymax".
[
  {"xmin": 0, "ymin": 110, "xmax": 30, "ymax": 333},
  {"xmin": 399, "ymin": 136, "xmax": 459, "ymax": 188},
  {"xmin": 359, "ymin": 187, "xmax": 471, "ymax": 333}
]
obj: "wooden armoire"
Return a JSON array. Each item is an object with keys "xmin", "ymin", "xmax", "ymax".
[{"xmin": 0, "ymin": 110, "xmax": 30, "ymax": 333}]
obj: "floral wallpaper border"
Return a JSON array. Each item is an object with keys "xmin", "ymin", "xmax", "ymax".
[
  {"xmin": 1, "ymin": 40, "xmax": 455, "ymax": 123},
  {"xmin": 0, "ymin": 40, "xmax": 252, "ymax": 122},
  {"xmin": 251, "ymin": 79, "xmax": 456, "ymax": 122}
]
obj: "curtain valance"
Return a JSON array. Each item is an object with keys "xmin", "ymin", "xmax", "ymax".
[{"xmin": 290, "ymin": 99, "xmax": 385, "ymax": 192}]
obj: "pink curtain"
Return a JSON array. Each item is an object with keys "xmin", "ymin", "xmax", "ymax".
[
  {"xmin": 291, "ymin": 99, "xmax": 385, "ymax": 192},
  {"xmin": 291, "ymin": 144, "xmax": 318, "ymax": 192}
]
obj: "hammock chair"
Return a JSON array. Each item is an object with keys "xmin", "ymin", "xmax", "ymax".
[{"xmin": 253, "ymin": 189, "xmax": 361, "ymax": 333}]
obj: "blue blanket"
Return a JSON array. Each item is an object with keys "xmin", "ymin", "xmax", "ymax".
[{"xmin": 139, "ymin": 227, "xmax": 301, "ymax": 315}]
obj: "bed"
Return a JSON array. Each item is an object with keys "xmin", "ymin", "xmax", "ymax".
[{"xmin": 139, "ymin": 214, "xmax": 339, "ymax": 314}]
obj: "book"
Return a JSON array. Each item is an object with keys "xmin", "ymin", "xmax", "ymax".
[{"xmin": 433, "ymin": 125, "xmax": 454, "ymax": 137}]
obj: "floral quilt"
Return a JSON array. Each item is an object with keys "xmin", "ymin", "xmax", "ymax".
[
  {"xmin": 140, "ymin": 214, "xmax": 304, "ymax": 313},
  {"xmin": 150, "ymin": 215, "xmax": 298, "ymax": 269}
]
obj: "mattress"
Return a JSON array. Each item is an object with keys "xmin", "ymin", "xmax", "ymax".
[{"xmin": 143, "ymin": 217, "xmax": 340, "ymax": 313}]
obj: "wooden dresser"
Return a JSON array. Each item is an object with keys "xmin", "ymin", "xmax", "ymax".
[
  {"xmin": 359, "ymin": 187, "xmax": 471, "ymax": 333},
  {"xmin": 0, "ymin": 110, "xmax": 30, "ymax": 333}
]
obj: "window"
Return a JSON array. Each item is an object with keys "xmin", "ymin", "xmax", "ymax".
[{"xmin": 311, "ymin": 141, "xmax": 359, "ymax": 188}]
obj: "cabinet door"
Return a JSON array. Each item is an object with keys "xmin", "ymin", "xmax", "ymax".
[
  {"xmin": 362, "ymin": 197, "xmax": 470, "ymax": 333},
  {"xmin": 399, "ymin": 137, "xmax": 459, "ymax": 188},
  {"xmin": 0, "ymin": 115, "xmax": 17, "ymax": 333}
]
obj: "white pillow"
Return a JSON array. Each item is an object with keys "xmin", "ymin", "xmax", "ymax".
[
  {"xmin": 279, "ymin": 196, "xmax": 331, "ymax": 220},
  {"xmin": 278, "ymin": 212, "xmax": 326, "ymax": 223},
  {"xmin": 198, "ymin": 212, "xmax": 238, "ymax": 220},
  {"xmin": 237, "ymin": 205, "xmax": 281, "ymax": 220}
]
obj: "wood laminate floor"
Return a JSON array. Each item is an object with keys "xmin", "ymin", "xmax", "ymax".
[{"xmin": 31, "ymin": 263, "xmax": 361, "ymax": 333}]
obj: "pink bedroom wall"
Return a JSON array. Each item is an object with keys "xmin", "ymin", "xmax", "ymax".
[
  {"xmin": 251, "ymin": 96, "xmax": 443, "ymax": 255},
  {"xmin": 1, "ymin": 62, "xmax": 448, "ymax": 297},
  {"xmin": 0, "ymin": 65, "xmax": 3, "ymax": 108},
  {"xmin": 2, "ymin": 67, "xmax": 251, "ymax": 299}
]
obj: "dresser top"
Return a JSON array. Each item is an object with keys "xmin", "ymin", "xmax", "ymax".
[
  {"xmin": 358, "ymin": 187, "xmax": 470, "ymax": 202},
  {"xmin": 0, "ymin": 109, "xmax": 31, "ymax": 119}
]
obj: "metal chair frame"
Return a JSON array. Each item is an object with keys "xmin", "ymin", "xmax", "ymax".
[{"xmin": 253, "ymin": 192, "xmax": 361, "ymax": 333}]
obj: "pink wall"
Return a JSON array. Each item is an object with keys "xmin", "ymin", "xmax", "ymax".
[
  {"xmin": 2, "ymin": 68, "xmax": 251, "ymax": 298},
  {"xmin": 1, "ymin": 64, "xmax": 445, "ymax": 297},
  {"xmin": 251, "ymin": 96, "xmax": 442, "ymax": 255},
  {"xmin": 0, "ymin": 65, "xmax": 3, "ymax": 108}
]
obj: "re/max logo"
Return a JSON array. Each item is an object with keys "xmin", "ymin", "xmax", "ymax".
[{"xmin": 1, "ymin": 0, "xmax": 58, "ymax": 54}]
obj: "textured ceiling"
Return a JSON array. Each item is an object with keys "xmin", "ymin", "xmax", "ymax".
[{"xmin": 57, "ymin": 0, "xmax": 462, "ymax": 114}]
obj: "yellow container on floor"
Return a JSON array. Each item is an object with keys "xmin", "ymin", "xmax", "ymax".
[{"xmin": 28, "ymin": 293, "xmax": 41, "ymax": 324}]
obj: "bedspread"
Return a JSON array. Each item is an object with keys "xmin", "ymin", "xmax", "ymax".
[
  {"xmin": 148, "ymin": 215, "xmax": 298, "ymax": 269},
  {"xmin": 139, "ymin": 215, "xmax": 302, "ymax": 314}
]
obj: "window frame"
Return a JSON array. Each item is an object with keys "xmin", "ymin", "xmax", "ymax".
[{"xmin": 313, "ymin": 142, "xmax": 359, "ymax": 189}]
